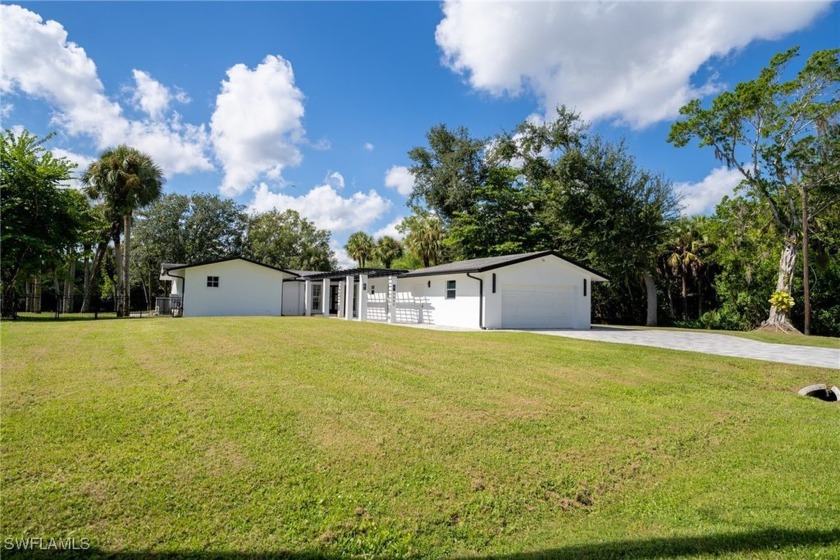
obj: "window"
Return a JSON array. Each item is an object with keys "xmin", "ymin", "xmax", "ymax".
[
  {"xmin": 446, "ymin": 280, "xmax": 456, "ymax": 299},
  {"xmin": 207, "ymin": 276, "xmax": 219, "ymax": 288},
  {"xmin": 312, "ymin": 285, "xmax": 321, "ymax": 309},
  {"xmin": 583, "ymin": 278, "xmax": 587, "ymax": 297},
  {"xmin": 492, "ymin": 273, "xmax": 497, "ymax": 294}
]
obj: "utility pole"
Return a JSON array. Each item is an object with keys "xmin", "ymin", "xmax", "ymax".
[{"xmin": 801, "ymin": 186, "xmax": 810, "ymax": 336}]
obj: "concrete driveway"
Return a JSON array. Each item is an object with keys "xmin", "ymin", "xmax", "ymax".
[{"xmin": 519, "ymin": 326, "xmax": 840, "ymax": 369}]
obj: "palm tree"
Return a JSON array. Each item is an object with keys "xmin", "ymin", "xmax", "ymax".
[
  {"xmin": 666, "ymin": 219, "xmax": 705, "ymax": 320},
  {"xmin": 345, "ymin": 231, "xmax": 375, "ymax": 267},
  {"xmin": 375, "ymin": 236, "xmax": 403, "ymax": 269},
  {"xmin": 397, "ymin": 212, "xmax": 443, "ymax": 267},
  {"xmin": 83, "ymin": 146, "xmax": 164, "ymax": 316}
]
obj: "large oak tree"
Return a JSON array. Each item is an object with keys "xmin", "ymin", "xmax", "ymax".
[{"xmin": 669, "ymin": 47, "xmax": 840, "ymax": 331}]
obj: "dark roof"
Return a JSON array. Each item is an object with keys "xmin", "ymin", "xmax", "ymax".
[
  {"xmin": 398, "ymin": 251, "xmax": 609, "ymax": 281},
  {"xmin": 300, "ymin": 267, "xmax": 408, "ymax": 281},
  {"xmin": 162, "ymin": 257, "xmax": 299, "ymax": 276}
]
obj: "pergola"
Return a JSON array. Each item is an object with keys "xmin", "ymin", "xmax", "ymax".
[{"xmin": 293, "ymin": 268, "xmax": 408, "ymax": 321}]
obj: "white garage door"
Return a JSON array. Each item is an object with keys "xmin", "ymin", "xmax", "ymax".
[{"xmin": 501, "ymin": 285, "xmax": 575, "ymax": 329}]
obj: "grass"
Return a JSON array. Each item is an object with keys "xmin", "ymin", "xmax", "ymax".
[
  {"xmin": 715, "ymin": 329, "xmax": 840, "ymax": 348},
  {"xmin": 2, "ymin": 317, "xmax": 839, "ymax": 558},
  {"xmin": 628, "ymin": 324, "xmax": 840, "ymax": 349}
]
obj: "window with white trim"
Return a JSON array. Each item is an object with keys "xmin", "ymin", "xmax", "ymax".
[
  {"xmin": 207, "ymin": 276, "xmax": 219, "ymax": 288},
  {"xmin": 446, "ymin": 280, "xmax": 456, "ymax": 299}
]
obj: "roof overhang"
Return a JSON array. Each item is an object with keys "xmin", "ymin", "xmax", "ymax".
[
  {"xmin": 399, "ymin": 251, "xmax": 609, "ymax": 282},
  {"xmin": 293, "ymin": 268, "xmax": 408, "ymax": 281},
  {"xmin": 160, "ymin": 257, "xmax": 299, "ymax": 277}
]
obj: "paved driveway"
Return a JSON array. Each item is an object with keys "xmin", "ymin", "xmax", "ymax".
[{"xmin": 519, "ymin": 326, "xmax": 840, "ymax": 369}]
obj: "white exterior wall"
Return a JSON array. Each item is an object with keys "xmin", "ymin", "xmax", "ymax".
[
  {"xmin": 366, "ymin": 277, "xmax": 391, "ymax": 322},
  {"xmin": 394, "ymin": 274, "xmax": 482, "ymax": 328},
  {"xmin": 282, "ymin": 280, "xmax": 304, "ymax": 316},
  {"xmin": 179, "ymin": 260, "xmax": 291, "ymax": 317},
  {"xmin": 482, "ymin": 256, "xmax": 591, "ymax": 330}
]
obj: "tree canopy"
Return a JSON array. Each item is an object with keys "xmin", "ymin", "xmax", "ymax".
[
  {"xmin": 83, "ymin": 145, "xmax": 164, "ymax": 316},
  {"xmin": 0, "ymin": 130, "xmax": 84, "ymax": 316},
  {"xmin": 245, "ymin": 209, "xmax": 335, "ymax": 271},
  {"xmin": 345, "ymin": 232, "xmax": 375, "ymax": 268},
  {"xmin": 669, "ymin": 47, "xmax": 840, "ymax": 330},
  {"xmin": 374, "ymin": 236, "xmax": 403, "ymax": 269},
  {"xmin": 408, "ymin": 125, "xmax": 487, "ymax": 222}
]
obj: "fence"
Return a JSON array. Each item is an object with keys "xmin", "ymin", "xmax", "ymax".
[{"xmin": 7, "ymin": 293, "xmax": 182, "ymax": 320}]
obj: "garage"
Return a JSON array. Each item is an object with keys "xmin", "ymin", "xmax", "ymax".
[
  {"xmin": 396, "ymin": 251, "xmax": 607, "ymax": 330},
  {"xmin": 501, "ymin": 284, "xmax": 576, "ymax": 329}
]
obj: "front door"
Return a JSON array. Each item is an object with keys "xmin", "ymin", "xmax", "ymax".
[{"xmin": 329, "ymin": 285, "xmax": 339, "ymax": 314}]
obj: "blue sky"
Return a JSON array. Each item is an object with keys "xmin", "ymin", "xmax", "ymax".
[{"xmin": 2, "ymin": 1, "xmax": 838, "ymax": 266}]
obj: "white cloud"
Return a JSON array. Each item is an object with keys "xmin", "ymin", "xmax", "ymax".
[
  {"xmin": 211, "ymin": 55, "xmax": 306, "ymax": 196},
  {"xmin": 0, "ymin": 4, "xmax": 213, "ymax": 175},
  {"xmin": 51, "ymin": 148, "xmax": 94, "ymax": 189},
  {"xmin": 130, "ymin": 69, "xmax": 188, "ymax": 121},
  {"xmin": 363, "ymin": 142, "xmax": 375, "ymax": 152},
  {"xmin": 675, "ymin": 166, "xmax": 743, "ymax": 216},
  {"xmin": 436, "ymin": 1, "xmax": 830, "ymax": 128},
  {"xmin": 52, "ymin": 147, "xmax": 94, "ymax": 169},
  {"xmin": 373, "ymin": 217, "xmax": 405, "ymax": 240},
  {"xmin": 330, "ymin": 239, "xmax": 356, "ymax": 269},
  {"xmin": 326, "ymin": 171, "xmax": 345, "ymax": 189},
  {"xmin": 311, "ymin": 138, "xmax": 331, "ymax": 151},
  {"xmin": 384, "ymin": 165, "xmax": 415, "ymax": 197},
  {"xmin": 249, "ymin": 179, "xmax": 391, "ymax": 234}
]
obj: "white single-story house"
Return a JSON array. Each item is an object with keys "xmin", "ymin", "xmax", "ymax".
[
  {"xmin": 391, "ymin": 251, "xmax": 608, "ymax": 329},
  {"xmin": 159, "ymin": 257, "xmax": 297, "ymax": 317},
  {"xmin": 160, "ymin": 251, "xmax": 607, "ymax": 329}
]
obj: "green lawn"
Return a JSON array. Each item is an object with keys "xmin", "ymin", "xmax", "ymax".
[
  {"xmin": 629, "ymin": 324, "xmax": 840, "ymax": 349},
  {"xmin": 714, "ymin": 329, "xmax": 840, "ymax": 348},
  {"xmin": 2, "ymin": 317, "xmax": 838, "ymax": 558}
]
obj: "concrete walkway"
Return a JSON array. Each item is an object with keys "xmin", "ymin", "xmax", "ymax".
[{"xmin": 518, "ymin": 326, "xmax": 839, "ymax": 369}]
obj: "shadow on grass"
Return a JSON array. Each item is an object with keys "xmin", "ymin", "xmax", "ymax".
[
  {"xmin": 2, "ymin": 314, "xmax": 166, "ymax": 322},
  {"xmin": 4, "ymin": 528, "xmax": 839, "ymax": 559},
  {"xmin": 2, "ymin": 315, "xmax": 120, "ymax": 322}
]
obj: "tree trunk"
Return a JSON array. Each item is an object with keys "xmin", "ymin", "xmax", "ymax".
[
  {"xmin": 801, "ymin": 187, "xmax": 810, "ymax": 336},
  {"xmin": 33, "ymin": 275, "xmax": 42, "ymax": 313},
  {"xmin": 52, "ymin": 269, "xmax": 61, "ymax": 315},
  {"xmin": 680, "ymin": 268, "xmax": 687, "ymax": 321},
  {"xmin": 81, "ymin": 247, "xmax": 91, "ymax": 312},
  {"xmin": 666, "ymin": 283, "xmax": 676, "ymax": 319},
  {"xmin": 642, "ymin": 272, "xmax": 657, "ymax": 327},
  {"xmin": 122, "ymin": 213, "xmax": 131, "ymax": 317},
  {"xmin": 113, "ymin": 230, "xmax": 123, "ymax": 317},
  {"xmin": 82, "ymin": 240, "xmax": 107, "ymax": 313},
  {"xmin": 2, "ymin": 278, "xmax": 20, "ymax": 317},
  {"xmin": 697, "ymin": 273, "xmax": 704, "ymax": 318},
  {"xmin": 63, "ymin": 254, "xmax": 76, "ymax": 313},
  {"xmin": 762, "ymin": 236, "xmax": 798, "ymax": 331}
]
